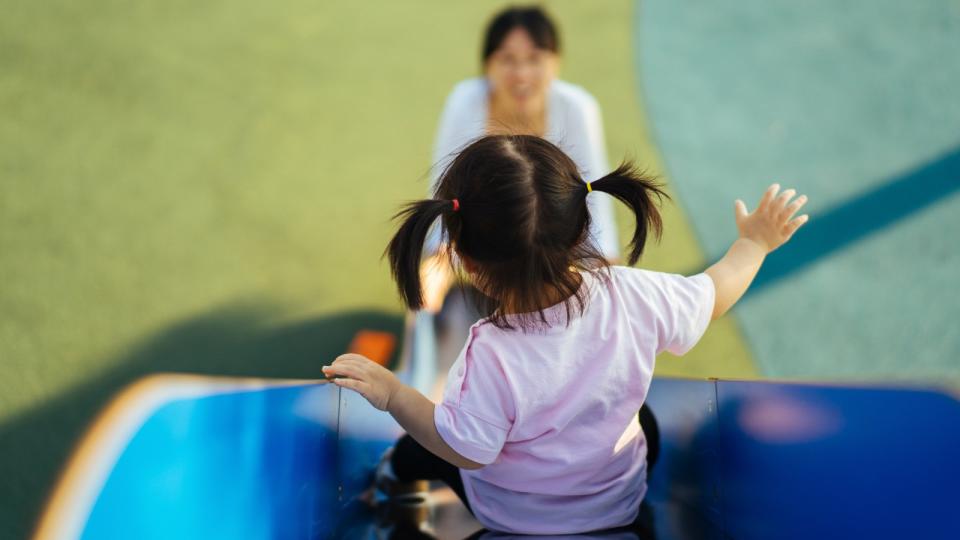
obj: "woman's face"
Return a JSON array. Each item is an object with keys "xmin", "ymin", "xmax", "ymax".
[{"xmin": 484, "ymin": 27, "xmax": 559, "ymax": 115}]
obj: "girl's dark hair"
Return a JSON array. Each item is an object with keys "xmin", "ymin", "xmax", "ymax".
[
  {"xmin": 386, "ymin": 135, "xmax": 667, "ymax": 329},
  {"xmin": 482, "ymin": 6, "xmax": 560, "ymax": 63}
]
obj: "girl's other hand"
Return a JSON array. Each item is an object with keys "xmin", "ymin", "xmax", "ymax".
[
  {"xmin": 735, "ymin": 184, "xmax": 809, "ymax": 253},
  {"xmin": 322, "ymin": 354, "xmax": 401, "ymax": 411}
]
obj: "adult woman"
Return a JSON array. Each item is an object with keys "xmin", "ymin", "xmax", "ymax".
[{"xmin": 422, "ymin": 6, "xmax": 620, "ymax": 312}]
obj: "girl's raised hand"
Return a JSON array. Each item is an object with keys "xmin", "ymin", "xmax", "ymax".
[
  {"xmin": 322, "ymin": 353, "xmax": 401, "ymax": 411},
  {"xmin": 735, "ymin": 184, "xmax": 809, "ymax": 253}
]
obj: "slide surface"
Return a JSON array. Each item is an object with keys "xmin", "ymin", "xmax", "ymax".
[
  {"xmin": 37, "ymin": 358, "xmax": 960, "ymax": 538},
  {"xmin": 645, "ymin": 379, "xmax": 960, "ymax": 540}
]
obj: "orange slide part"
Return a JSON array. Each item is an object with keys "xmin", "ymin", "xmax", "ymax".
[{"xmin": 347, "ymin": 330, "xmax": 397, "ymax": 367}]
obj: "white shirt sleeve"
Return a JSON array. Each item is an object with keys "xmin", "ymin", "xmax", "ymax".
[
  {"xmin": 549, "ymin": 83, "xmax": 621, "ymax": 260},
  {"xmin": 614, "ymin": 268, "xmax": 715, "ymax": 356},
  {"xmin": 425, "ymin": 79, "xmax": 487, "ymax": 254},
  {"xmin": 580, "ymin": 98, "xmax": 621, "ymax": 260},
  {"xmin": 649, "ymin": 272, "xmax": 716, "ymax": 356},
  {"xmin": 434, "ymin": 331, "xmax": 514, "ymax": 465}
]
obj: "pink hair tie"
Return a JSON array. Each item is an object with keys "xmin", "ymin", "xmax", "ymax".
[{"xmin": 451, "ymin": 198, "xmax": 460, "ymax": 212}]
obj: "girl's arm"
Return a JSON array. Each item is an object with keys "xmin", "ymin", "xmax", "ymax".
[
  {"xmin": 705, "ymin": 184, "xmax": 808, "ymax": 319},
  {"xmin": 322, "ymin": 354, "xmax": 484, "ymax": 470}
]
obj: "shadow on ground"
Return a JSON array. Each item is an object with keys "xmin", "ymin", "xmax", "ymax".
[{"xmin": 0, "ymin": 303, "xmax": 403, "ymax": 540}]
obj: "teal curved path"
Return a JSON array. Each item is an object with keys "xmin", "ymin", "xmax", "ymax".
[{"xmin": 636, "ymin": 1, "xmax": 960, "ymax": 383}]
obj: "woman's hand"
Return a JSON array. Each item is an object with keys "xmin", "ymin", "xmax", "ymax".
[
  {"xmin": 735, "ymin": 184, "xmax": 809, "ymax": 253},
  {"xmin": 420, "ymin": 252, "xmax": 454, "ymax": 313},
  {"xmin": 322, "ymin": 354, "xmax": 401, "ymax": 411}
]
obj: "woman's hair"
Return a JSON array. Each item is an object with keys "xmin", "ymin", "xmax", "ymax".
[
  {"xmin": 482, "ymin": 6, "xmax": 560, "ymax": 63},
  {"xmin": 386, "ymin": 135, "xmax": 667, "ymax": 329}
]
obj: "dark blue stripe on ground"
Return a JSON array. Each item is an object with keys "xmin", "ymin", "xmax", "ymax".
[{"xmin": 739, "ymin": 145, "xmax": 960, "ymax": 295}]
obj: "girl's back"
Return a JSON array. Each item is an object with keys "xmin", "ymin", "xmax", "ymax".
[{"xmin": 438, "ymin": 267, "xmax": 713, "ymax": 533}]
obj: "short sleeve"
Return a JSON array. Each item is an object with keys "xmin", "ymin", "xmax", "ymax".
[
  {"xmin": 434, "ymin": 335, "xmax": 514, "ymax": 465},
  {"xmin": 650, "ymin": 272, "xmax": 715, "ymax": 355},
  {"xmin": 616, "ymin": 269, "xmax": 715, "ymax": 356}
]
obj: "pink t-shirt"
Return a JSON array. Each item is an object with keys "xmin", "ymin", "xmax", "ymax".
[{"xmin": 434, "ymin": 266, "xmax": 715, "ymax": 534}]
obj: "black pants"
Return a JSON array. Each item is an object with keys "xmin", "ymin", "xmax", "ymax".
[{"xmin": 391, "ymin": 403, "xmax": 660, "ymax": 530}]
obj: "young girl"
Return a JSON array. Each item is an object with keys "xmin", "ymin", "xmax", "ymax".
[{"xmin": 322, "ymin": 135, "xmax": 808, "ymax": 535}]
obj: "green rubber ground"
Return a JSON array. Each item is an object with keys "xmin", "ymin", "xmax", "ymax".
[
  {"xmin": 0, "ymin": 1, "xmax": 753, "ymax": 536},
  {"xmin": 637, "ymin": 0, "xmax": 960, "ymax": 385}
]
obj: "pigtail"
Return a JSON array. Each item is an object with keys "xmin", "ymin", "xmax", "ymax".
[
  {"xmin": 385, "ymin": 199, "xmax": 455, "ymax": 310},
  {"xmin": 590, "ymin": 163, "xmax": 669, "ymax": 265}
]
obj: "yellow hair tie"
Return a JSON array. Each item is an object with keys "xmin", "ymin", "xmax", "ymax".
[{"xmin": 586, "ymin": 182, "xmax": 593, "ymax": 193}]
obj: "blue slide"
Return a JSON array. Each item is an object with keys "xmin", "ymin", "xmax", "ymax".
[{"xmin": 35, "ymin": 311, "xmax": 960, "ymax": 539}]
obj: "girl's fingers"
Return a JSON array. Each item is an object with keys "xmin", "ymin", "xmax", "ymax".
[
  {"xmin": 783, "ymin": 214, "xmax": 809, "ymax": 238},
  {"xmin": 773, "ymin": 189, "xmax": 796, "ymax": 213},
  {"xmin": 333, "ymin": 377, "xmax": 372, "ymax": 395},
  {"xmin": 331, "ymin": 357, "xmax": 363, "ymax": 369},
  {"xmin": 323, "ymin": 363, "xmax": 365, "ymax": 381},
  {"xmin": 757, "ymin": 183, "xmax": 780, "ymax": 212},
  {"xmin": 734, "ymin": 199, "xmax": 748, "ymax": 221},
  {"xmin": 780, "ymin": 194, "xmax": 808, "ymax": 222},
  {"xmin": 330, "ymin": 354, "xmax": 373, "ymax": 369},
  {"xmin": 334, "ymin": 353, "xmax": 371, "ymax": 365},
  {"xmin": 322, "ymin": 365, "xmax": 347, "ymax": 378}
]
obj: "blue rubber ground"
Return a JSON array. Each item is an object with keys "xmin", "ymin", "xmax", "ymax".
[{"xmin": 636, "ymin": 1, "xmax": 960, "ymax": 383}]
